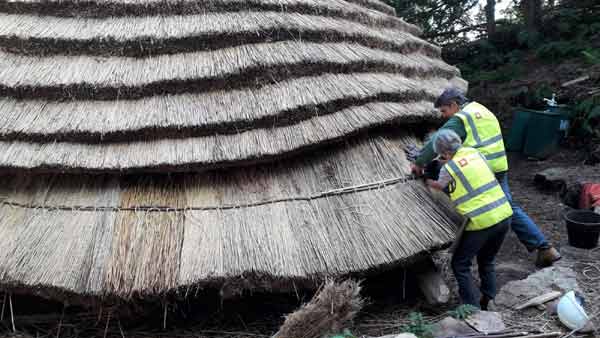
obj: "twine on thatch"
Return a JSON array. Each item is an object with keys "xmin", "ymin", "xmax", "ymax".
[
  {"xmin": 273, "ymin": 280, "xmax": 364, "ymax": 338},
  {"xmin": 0, "ymin": 12, "xmax": 439, "ymax": 57},
  {"xmin": 0, "ymin": 0, "xmax": 411, "ymax": 33}
]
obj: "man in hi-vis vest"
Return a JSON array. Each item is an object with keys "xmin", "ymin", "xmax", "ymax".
[
  {"xmin": 413, "ymin": 88, "xmax": 561, "ymax": 267},
  {"xmin": 427, "ymin": 130, "xmax": 511, "ymax": 309}
]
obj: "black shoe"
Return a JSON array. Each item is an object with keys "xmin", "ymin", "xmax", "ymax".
[{"xmin": 480, "ymin": 295, "xmax": 491, "ymax": 311}]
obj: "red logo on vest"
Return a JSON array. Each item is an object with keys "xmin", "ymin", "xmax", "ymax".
[{"xmin": 458, "ymin": 158, "xmax": 469, "ymax": 167}]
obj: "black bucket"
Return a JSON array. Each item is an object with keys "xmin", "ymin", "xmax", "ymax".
[{"xmin": 565, "ymin": 210, "xmax": 600, "ymax": 249}]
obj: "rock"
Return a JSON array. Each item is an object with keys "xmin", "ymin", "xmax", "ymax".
[
  {"xmin": 464, "ymin": 311, "xmax": 506, "ymax": 333},
  {"xmin": 580, "ymin": 321, "xmax": 596, "ymax": 334},
  {"xmin": 495, "ymin": 267, "xmax": 580, "ymax": 310},
  {"xmin": 545, "ymin": 299, "xmax": 560, "ymax": 315},
  {"xmin": 415, "ymin": 259, "xmax": 450, "ymax": 305},
  {"xmin": 535, "ymin": 167, "xmax": 570, "ymax": 191},
  {"xmin": 374, "ymin": 334, "xmax": 418, "ymax": 338},
  {"xmin": 431, "ymin": 316, "xmax": 476, "ymax": 338}
]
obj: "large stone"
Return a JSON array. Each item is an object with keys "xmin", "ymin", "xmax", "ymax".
[
  {"xmin": 374, "ymin": 334, "xmax": 418, "ymax": 338},
  {"xmin": 494, "ymin": 267, "xmax": 580, "ymax": 310},
  {"xmin": 415, "ymin": 259, "xmax": 450, "ymax": 305},
  {"xmin": 431, "ymin": 317, "xmax": 476, "ymax": 338},
  {"xmin": 464, "ymin": 311, "xmax": 506, "ymax": 333}
]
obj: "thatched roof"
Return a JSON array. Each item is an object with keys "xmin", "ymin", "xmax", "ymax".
[
  {"xmin": 0, "ymin": 134, "xmax": 458, "ymax": 298},
  {"xmin": 0, "ymin": 0, "xmax": 466, "ymax": 301}
]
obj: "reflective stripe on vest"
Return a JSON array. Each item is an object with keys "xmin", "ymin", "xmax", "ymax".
[
  {"xmin": 456, "ymin": 102, "xmax": 508, "ymax": 173},
  {"xmin": 445, "ymin": 147, "xmax": 513, "ymax": 231}
]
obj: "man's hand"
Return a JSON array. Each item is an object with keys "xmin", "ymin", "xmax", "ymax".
[{"xmin": 410, "ymin": 164, "xmax": 424, "ymax": 177}]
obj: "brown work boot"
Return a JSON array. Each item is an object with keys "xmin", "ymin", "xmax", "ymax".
[{"xmin": 536, "ymin": 247, "xmax": 561, "ymax": 267}]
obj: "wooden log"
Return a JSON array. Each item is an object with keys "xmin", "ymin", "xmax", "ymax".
[{"xmin": 514, "ymin": 291, "xmax": 562, "ymax": 310}]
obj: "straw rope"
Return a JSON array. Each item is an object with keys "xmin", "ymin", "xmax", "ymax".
[
  {"xmin": 0, "ymin": 11, "xmax": 439, "ymax": 57},
  {"xmin": 0, "ymin": 173, "xmax": 416, "ymax": 212},
  {"xmin": 0, "ymin": 0, "xmax": 411, "ymax": 33}
]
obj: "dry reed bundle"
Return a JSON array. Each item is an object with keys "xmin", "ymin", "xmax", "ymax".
[
  {"xmin": 0, "ymin": 74, "xmax": 465, "ymax": 143},
  {"xmin": 273, "ymin": 280, "xmax": 364, "ymax": 338},
  {"xmin": 0, "ymin": 42, "xmax": 456, "ymax": 100},
  {"xmin": 106, "ymin": 176, "xmax": 185, "ymax": 295},
  {"xmin": 0, "ymin": 0, "xmax": 412, "ymax": 34},
  {"xmin": 0, "ymin": 134, "xmax": 458, "ymax": 297},
  {"xmin": 0, "ymin": 99, "xmax": 457, "ymax": 173},
  {"xmin": 0, "ymin": 176, "xmax": 120, "ymax": 294},
  {"xmin": 0, "ymin": 12, "xmax": 439, "ymax": 57}
]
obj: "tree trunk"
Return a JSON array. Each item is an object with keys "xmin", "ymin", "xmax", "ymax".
[
  {"xmin": 485, "ymin": 0, "xmax": 496, "ymax": 36},
  {"xmin": 522, "ymin": 0, "xmax": 542, "ymax": 33}
]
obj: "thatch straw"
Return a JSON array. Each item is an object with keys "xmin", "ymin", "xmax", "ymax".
[
  {"xmin": 0, "ymin": 0, "xmax": 411, "ymax": 33},
  {"xmin": 0, "ymin": 0, "xmax": 465, "ymax": 302},
  {"xmin": 0, "ymin": 98, "xmax": 459, "ymax": 173},
  {"xmin": 0, "ymin": 42, "xmax": 457, "ymax": 100},
  {"xmin": 0, "ymin": 74, "xmax": 465, "ymax": 143},
  {"xmin": 344, "ymin": 0, "xmax": 395, "ymax": 15},
  {"xmin": 273, "ymin": 280, "xmax": 364, "ymax": 338},
  {"xmin": 0, "ymin": 12, "xmax": 439, "ymax": 57},
  {"xmin": 0, "ymin": 134, "xmax": 458, "ymax": 298}
]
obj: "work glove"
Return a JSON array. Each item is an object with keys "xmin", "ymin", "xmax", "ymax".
[{"xmin": 404, "ymin": 143, "xmax": 422, "ymax": 163}]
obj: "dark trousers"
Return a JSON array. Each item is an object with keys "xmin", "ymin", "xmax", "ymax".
[{"xmin": 451, "ymin": 218, "xmax": 510, "ymax": 307}]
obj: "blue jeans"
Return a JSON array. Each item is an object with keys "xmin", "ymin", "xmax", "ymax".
[
  {"xmin": 452, "ymin": 219, "xmax": 510, "ymax": 307},
  {"xmin": 495, "ymin": 172, "xmax": 549, "ymax": 251}
]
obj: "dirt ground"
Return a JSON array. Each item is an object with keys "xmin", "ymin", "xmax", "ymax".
[{"xmin": 354, "ymin": 149, "xmax": 600, "ymax": 337}]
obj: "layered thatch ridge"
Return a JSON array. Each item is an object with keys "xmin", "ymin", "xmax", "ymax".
[
  {"xmin": 0, "ymin": 101, "xmax": 439, "ymax": 172},
  {"xmin": 0, "ymin": 135, "xmax": 457, "ymax": 298},
  {"xmin": 0, "ymin": 0, "xmax": 403, "ymax": 30},
  {"xmin": 0, "ymin": 0, "xmax": 466, "ymax": 301},
  {"xmin": 0, "ymin": 12, "xmax": 436, "ymax": 57},
  {"xmin": 0, "ymin": 73, "xmax": 462, "ymax": 142},
  {"xmin": 0, "ymin": 43, "xmax": 457, "ymax": 100}
]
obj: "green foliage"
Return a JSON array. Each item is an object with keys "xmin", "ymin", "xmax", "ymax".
[
  {"xmin": 535, "ymin": 41, "xmax": 585, "ymax": 61},
  {"xmin": 582, "ymin": 50, "xmax": 600, "ymax": 65},
  {"xmin": 571, "ymin": 97, "xmax": 600, "ymax": 139},
  {"xmin": 467, "ymin": 64, "xmax": 524, "ymax": 85},
  {"xmin": 401, "ymin": 312, "xmax": 434, "ymax": 338},
  {"xmin": 384, "ymin": 0, "xmax": 479, "ymax": 44},
  {"xmin": 447, "ymin": 304, "xmax": 478, "ymax": 320},
  {"xmin": 328, "ymin": 329, "xmax": 356, "ymax": 338},
  {"xmin": 517, "ymin": 30, "xmax": 541, "ymax": 48}
]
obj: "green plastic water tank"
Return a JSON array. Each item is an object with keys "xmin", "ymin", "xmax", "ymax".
[
  {"xmin": 522, "ymin": 108, "xmax": 570, "ymax": 159},
  {"xmin": 506, "ymin": 108, "xmax": 534, "ymax": 152}
]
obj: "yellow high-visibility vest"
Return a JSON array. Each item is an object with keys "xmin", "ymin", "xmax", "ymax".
[
  {"xmin": 456, "ymin": 102, "xmax": 508, "ymax": 173},
  {"xmin": 444, "ymin": 147, "xmax": 513, "ymax": 231}
]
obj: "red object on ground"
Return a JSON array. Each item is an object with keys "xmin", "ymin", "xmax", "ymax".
[{"xmin": 580, "ymin": 183, "xmax": 600, "ymax": 209}]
